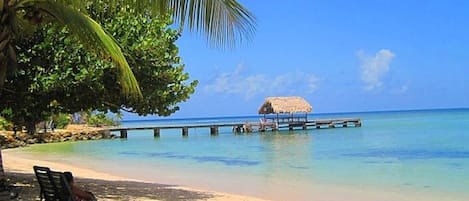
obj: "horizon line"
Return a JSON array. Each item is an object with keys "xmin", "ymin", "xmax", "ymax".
[{"xmin": 121, "ymin": 107, "xmax": 469, "ymax": 122}]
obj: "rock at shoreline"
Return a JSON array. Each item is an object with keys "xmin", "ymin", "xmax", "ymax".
[{"xmin": 0, "ymin": 124, "xmax": 116, "ymax": 149}]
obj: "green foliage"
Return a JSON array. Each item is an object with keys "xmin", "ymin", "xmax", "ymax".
[
  {"xmin": 0, "ymin": 117, "xmax": 13, "ymax": 131},
  {"xmin": 0, "ymin": 1, "xmax": 197, "ymax": 133},
  {"xmin": 86, "ymin": 112, "xmax": 120, "ymax": 127},
  {"xmin": 99, "ymin": 9, "xmax": 198, "ymax": 116},
  {"xmin": 0, "ymin": 1, "xmax": 141, "ymax": 97},
  {"xmin": 52, "ymin": 113, "xmax": 72, "ymax": 129}
]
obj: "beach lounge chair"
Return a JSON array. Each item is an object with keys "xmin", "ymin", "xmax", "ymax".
[
  {"xmin": 50, "ymin": 170, "xmax": 75, "ymax": 201},
  {"xmin": 33, "ymin": 166, "xmax": 75, "ymax": 201}
]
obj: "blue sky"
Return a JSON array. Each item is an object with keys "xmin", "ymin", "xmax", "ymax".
[{"xmin": 125, "ymin": 0, "xmax": 469, "ymax": 120}]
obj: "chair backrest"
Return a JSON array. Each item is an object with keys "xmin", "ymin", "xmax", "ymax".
[
  {"xmin": 34, "ymin": 166, "xmax": 59, "ymax": 201},
  {"xmin": 33, "ymin": 166, "xmax": 75, "ymax": 201},
  {"xmin": 50, "ymin": 170, "xmax": 74, "ymax": 201}
]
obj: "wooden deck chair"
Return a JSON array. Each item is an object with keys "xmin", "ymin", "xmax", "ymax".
[
  {"xmin": 50, "ymin": 170, "xmax": 75, "ymax": 201},
  {"xmin": 33, "ymin": 166, "xmax": 75, "ymax": 201},
  {"xmin": 33, "ymin": 166, "xmax": 58, "ymax": 201}
]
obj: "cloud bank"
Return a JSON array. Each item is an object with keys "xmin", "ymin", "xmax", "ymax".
[
  {"xmin": 358, "ymin": 49, "xmax": 395, "ymax": 91},
  {"xmin": 204, "ymin": 64, "xmax": 320, "ymax": 99}
]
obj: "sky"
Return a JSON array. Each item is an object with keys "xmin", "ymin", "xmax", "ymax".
[{"xmin": 124, "ymin": 0, "xmax": 469, "ymax": 120}]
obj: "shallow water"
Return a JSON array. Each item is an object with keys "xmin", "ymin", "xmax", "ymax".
[{"xmin": 10, "ymin": 109, "xmax": 469, "ymax": 200}]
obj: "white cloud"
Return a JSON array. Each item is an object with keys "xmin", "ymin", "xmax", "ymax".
[
  {"xmin": 305, "ymin": 75, "xmax": 320, "ymax": 93},
  {"xmin": 204, "ymin": 64, "xmax": 320, "ymax": 99},
  {"xmin": 358, "ymin": 49, "xmax": 395, "ymax": 91}
]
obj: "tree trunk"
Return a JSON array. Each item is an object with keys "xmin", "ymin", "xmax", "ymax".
[
  {"xmin": 0, "ymin": 0, "xmax": 11, "ymax": 185},
  {"xmin": 0, "ymin": 147, "xmax": 5, "ymax": 183},
  {"xmin": 26, "ymin": 121, "xmax": 36, "ymax": 135},
  {"xmin": 0, "ymin": 0, "xmax": 17, "ymax": 90},
  {"xmin": 0, "ymin": 10, "xmax": 8, "ymax": 90}
]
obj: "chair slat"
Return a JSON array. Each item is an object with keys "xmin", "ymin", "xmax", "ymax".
[{"xmin": 33, "ymin": 166, "xmax": 76, "ymax": 201}]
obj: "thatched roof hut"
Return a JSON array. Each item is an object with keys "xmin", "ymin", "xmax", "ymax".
[{"xmin": 258, "ymin": 96, "xmax": 312, "ymax": 114}]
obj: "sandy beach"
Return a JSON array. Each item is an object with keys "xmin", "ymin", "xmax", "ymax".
[
  {"xmin": 2, "ymin": 151, "xmax": 269, "ymax": 201},
  {"xmin": 4, "ymin": 150, "xmax": 469, "ymax": 201}
]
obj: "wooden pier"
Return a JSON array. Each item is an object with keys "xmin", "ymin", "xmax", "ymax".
[{"xmin": 109, "ymin": 118, "xmax": 361, "ymax": 138}]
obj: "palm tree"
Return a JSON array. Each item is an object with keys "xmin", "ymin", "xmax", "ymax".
[{"xmin": 0, "ymin": 0, "xmax": 255, "ymax": 185}]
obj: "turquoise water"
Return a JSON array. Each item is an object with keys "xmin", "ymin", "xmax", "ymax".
[{"xmin": 11, "ymin": 109, "xmax": 469, "ymax": 200}]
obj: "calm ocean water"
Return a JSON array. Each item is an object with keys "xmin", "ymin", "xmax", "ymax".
[{"xmin": 10, "ymin": 108, "xmax": 469, "ymax": 200}]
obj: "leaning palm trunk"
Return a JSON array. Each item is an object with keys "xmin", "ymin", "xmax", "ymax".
[{"xmin": 0, "ymin": 1, "xmax": 9, "ymax": 185}]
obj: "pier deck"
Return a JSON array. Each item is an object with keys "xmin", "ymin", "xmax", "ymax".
[{"xmin": 109, "ymin": 118, "xmax": 361, "ymax": 138}]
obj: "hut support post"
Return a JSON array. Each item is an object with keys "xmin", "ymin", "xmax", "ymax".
[
  {"xmin": 357, "ymin": 120, "xmax": 362, "ymax": 127},
  {"xmin": 272, "ymin": 122, "xmax": 278, "ymax": 131}
]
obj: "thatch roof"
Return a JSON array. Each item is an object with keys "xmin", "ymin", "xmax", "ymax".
[{"xmin": 258, "ymin": 96, "xmax": 312, "ymax": 114}]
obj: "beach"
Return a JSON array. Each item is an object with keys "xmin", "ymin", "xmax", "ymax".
[
  {"xmin": 4, "ymin": 150, "xmax": 468, "ymax": 201},
  {"xmin": 3, "ymin": 151, "xmax": 269, "ymax": 201}
]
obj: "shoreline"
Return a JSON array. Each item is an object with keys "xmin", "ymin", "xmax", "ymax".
[
  {"xmin": 3, "ymin": 151, "xmax": 269, "ymax": 201},
  {"xmin": 4, "ymin": 149, "xmax": 469, "ymax": 201}
]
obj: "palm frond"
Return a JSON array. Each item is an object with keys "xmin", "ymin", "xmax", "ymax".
[
  {"xmin": 26, "ymin": 1, "xmax": 141, "ymax": 97},
  {"xmin": 163, "ymin": 0, "xmax": 257, "ymax": 48},
  {"xmin": 97, "ymin": 0, "xmax": 256, "ymax": 49},
  {"xmin": 184, "ymin": 0, "xmax": 255, "ymax": 47}
]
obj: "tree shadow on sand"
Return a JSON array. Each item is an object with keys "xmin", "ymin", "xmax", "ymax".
[{"xmin": 7, "ymin": 172, "xmax": 214, "ymax": 201}]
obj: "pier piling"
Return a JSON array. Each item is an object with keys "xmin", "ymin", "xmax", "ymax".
[
  {"xmin": 120, "ymin": 130, "xmax": 127, "ymax": 138},
  {"xmin": 182, "ymin": 127, "xmax": 189, "ymax": 136},
  {"xmin": 210, "ymin": 126, "xmax": 219, "ymax": 136},
  {"xmin": 153, "ymin": 128, "xmax": 160, "ymax": 138}
]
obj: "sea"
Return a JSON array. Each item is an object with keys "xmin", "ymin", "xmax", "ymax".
[{"xmin": 8, "ymin": 108, "xmax": 469, "ymax": 201}]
